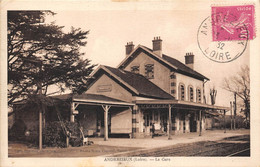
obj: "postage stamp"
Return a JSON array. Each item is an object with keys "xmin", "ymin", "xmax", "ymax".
[
  {"xmin": 197, "ymin": 15, "xmax": 248, "ymax": 63},
  {"xmin": 211, "ymin": 5, "xmax": 255, "ymax": 41}
]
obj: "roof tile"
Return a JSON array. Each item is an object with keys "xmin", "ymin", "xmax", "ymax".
[{"xmin": 103, "ymin": 66, "xmax": 174, "ymax": 100}]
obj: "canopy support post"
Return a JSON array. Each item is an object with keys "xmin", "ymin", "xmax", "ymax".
[
  {"xmin": 102, "ymin": 105, "xmax": 111, "ymax": 141},
  {"xmin": 168, "ymin": 104, "xmax": 172, "ymax": 140}
]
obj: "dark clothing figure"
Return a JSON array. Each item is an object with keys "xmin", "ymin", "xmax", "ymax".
[
  {"xmin": 164, "ymin": 123, "xmax": 167, "ymax": 132},
  {"xmin": 151, "ymin": 123, "xmax": 155, "ymax": 138}
]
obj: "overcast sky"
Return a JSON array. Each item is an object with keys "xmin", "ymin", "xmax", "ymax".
[{"xmin": 44, "ymin": 7, "xmax": 249, "ymax": 109}]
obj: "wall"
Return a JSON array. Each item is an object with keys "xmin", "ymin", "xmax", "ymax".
[
  {"xmin": 12, "ymin": 106, "xmax": 40, "ymax": 142},
  {"xmin": 138, "ymin": 108, "xmax": 144, "ymax": 133},
  {"xmin": 123, "ymin": 52, "xmax": 171, "ymax": 94},
  {"xmin": 8, "ymin": 114, "xmax": 15, "ymax": 129},
  {"xmin": 176, "ymin": 73, "xmax": 204, "ymax": 103},
  {"xmin": 205, "ymin": 118, "xmax": 213, "ymax": 130},
  {"xmin": 86, "ymin": 73, "xmax": 133, "ymax": 102},
  {"xmin": 111, "ymin": 108, "xmax": 132, "ymax": 134},
  {"xmin": 78, "ymin": 108, "xmax": 97, "ymax": 135},
  {"xmin": 185, "ymin": 114, "xmax": 190, "ymax": 133},
  {"xmin": 15, "ymin": 107, "xmax": 38, "ymax": 136},
  {"xmin": 196, "ymin": 111, "xmax": 206, "ymax": 132}
]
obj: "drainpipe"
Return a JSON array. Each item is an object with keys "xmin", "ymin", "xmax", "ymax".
[{"xmin": 202, "ymin": 79, "xmax": 208, "ymax": 136}]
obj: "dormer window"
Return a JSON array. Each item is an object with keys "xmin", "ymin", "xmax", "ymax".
[
  {"xmin": 170, "ymin": 74, "xmax": 176, "ymax": 79},
  {"xmin": 131, "ymin": 65, "xmax": 140, "ymax": 74},
  {"xmin": 145, "ymin": 64, "xmax": 154, "ymax": 79}
]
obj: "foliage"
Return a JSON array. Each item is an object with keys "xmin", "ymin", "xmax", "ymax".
[
  {"xmin": 43, "ymin": 121, "xmax": 67, "ymax": 147},
  {"xmin": 210, "ymin": 87, "xmax": 217, "ymax": 105},
  {"xmin": 43, "ymin": 121, "xmax": 82, "ymax": 147},
  {"xmin": 65, "ymin": 121, "xmax": 83, "ymax": 147},
  {"xmin": 8, "ymin": 119, "xmax": 27, "ymax": 140},
  {"xmin": 8, "ymin": 11, "xmax": 96, "ymax": 106},
  {"xmin": 223, "ymin": 65, "xmax": 250, "ymax": 121}
]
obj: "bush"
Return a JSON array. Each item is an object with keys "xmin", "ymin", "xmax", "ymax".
[
  {"xmin": 43, "ymin": 121, "xmax": 67, "ymax": 147},
  {"xmin": 65, "ymin": 121, "xmax": 82, "ymax": 147},
  {"xmin": 244, "ymin": 120, "xmax": 250, "ymax": 129},
  {"xmin": 9, "ymin": 119, "xmax": 27, "ymax": 141},
  {"xmin": 43, "ymin": 121, "xmax": 82, "ymax": 148}
]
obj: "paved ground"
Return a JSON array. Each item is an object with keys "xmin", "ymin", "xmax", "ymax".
[
  {"xmin": 8, "ymin": 142, "xmax": 141, "ymax": 157},
  {"xmin": 92, "ymin": 129, "xmax": 249, "ymax": 149},
  {"xmin": 8, "ymin": 129, "xmax": 249, "ymax": 157}
]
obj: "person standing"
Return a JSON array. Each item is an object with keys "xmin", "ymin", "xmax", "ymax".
[{"xmin": 151, "ymin": 123, "xmax": 155, "ymax": 138}]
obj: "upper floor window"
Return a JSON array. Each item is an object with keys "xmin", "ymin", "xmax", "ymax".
[
  {"xmin": 197, "ymin": 88, "xmax": 201, "ymax": 103},
  {"xmin": 170, "ymin": 74, "xmax": 176, "ymax": 79},
  {"xmin": 188, "ymin": 86, "xmax": 194, "ymax": 102},
  {"xmin": 179, "ymin": 84, "xmax": 185, "ymax": 101},
  {"xmin": 131, "ymin": 65, "xmax": 140, "ymax": 74},
  {"xmin": 145, "ymin": 64, "xmax": 154, "ymax": 79}
]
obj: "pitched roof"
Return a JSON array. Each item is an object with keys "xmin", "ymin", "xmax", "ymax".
[
  {"xmin": 52, "ymin": 93, "xmax": 124, "ymax": 102},
  {"xmin": 99, "ymin": 65, "xmax": 174, "ymax": 100},
  {"xmin": 52, "ymin": 93, "xmax": 133, "ymax": 105},
  {"xmin": 119, "ymin": 45, "xmax": 208, "ymax": 81},
  {"xmin": 118, "ymin": 45, "xmax": 177, "ymax": 71},
  {"xmin": 162, "ymin": 54, "xmax": 209, "ymax": 80},
  {"xmin": 140, "ymin": 45, "xmax": 209, "ymax": 80}
]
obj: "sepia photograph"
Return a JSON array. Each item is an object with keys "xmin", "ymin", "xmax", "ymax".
[{"xmin": 1, "ymin": 0, "xmax": 260, "ymax": 167}]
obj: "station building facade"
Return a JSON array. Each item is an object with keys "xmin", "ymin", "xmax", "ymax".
[
  {"xmin": 13, "ymin": 37, "xmax": 228, "ymax": 141},
  {"xmin": 58, "ymin": 37, "xmax": 228, "ymax": 139}
]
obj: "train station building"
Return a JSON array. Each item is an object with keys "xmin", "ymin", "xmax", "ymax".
[
  {"xmin": 53, "ymin": 37, "xmax": 228, "ymax": 140},
  {"xmin": 13, "ymin": 37, "xmax": 229, "ymax": 142}
]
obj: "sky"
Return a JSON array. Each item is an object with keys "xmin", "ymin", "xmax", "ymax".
[{"xmin": 44, "ymin": 8, "xmax": 250, "ymax": 109}]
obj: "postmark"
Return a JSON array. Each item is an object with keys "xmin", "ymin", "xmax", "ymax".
[
  {"xmin": 211, "ymin": 5, "xmax": 255, "ymax": 41},
  {"xmin": 197, "ymin": 15, "xmax": 248, "ymax": 63}
]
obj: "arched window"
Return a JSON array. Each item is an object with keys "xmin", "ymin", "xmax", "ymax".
[
  {"xmin": 188, "ymin": 86, "xmax": 194, "ymax": 102},
  {"xmin": 197, "ymin": 88, "xmax": 201, "ymax": 103},
  {"xmin": 179, "ymin": 83, "xmax": 185, "ymax": 101}
]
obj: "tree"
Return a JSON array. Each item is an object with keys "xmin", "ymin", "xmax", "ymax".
[
  {"xmin": 223, "ymin": 65, "xmax": 250, "ymax": 121},
  {"xmin": 8, "ymin": 11, "xmax": 96, "ymax": 106},
  {"xmin": 210, "ymin": 87, "xmax": 217, "ymax": 105}
]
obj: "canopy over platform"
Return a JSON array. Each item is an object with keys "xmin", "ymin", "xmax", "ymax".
[
  {"xmin": 53, "ymin": 93, "xmax": 134, "ymax": 107},
  {"xmin": 136, "ymin": 99, "xmax": 229, "ymax": 111}
]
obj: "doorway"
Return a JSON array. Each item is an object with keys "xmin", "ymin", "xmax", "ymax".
[
  {"xmin": 143, "ymin": 111, "xmax": 152, "ymax": 134},
  {"xmin": 189, "ymin": 112, "xmax": 197, "ymax": 132},
  {"xmin": 160, "ymin": 111, "xmax": 168, "ymax": 132}
]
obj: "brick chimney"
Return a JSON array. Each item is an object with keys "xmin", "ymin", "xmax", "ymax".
[
  {"xmin": 125, "ymin": 42, "xmax": 134, "ymax": 56},
  {"xmin": 152, "ymin": 36, "xmax": 162, "ymax": 57},
  {"xmin": 185, "ymin": 52, "xmax": 194, "ymax": 69}
]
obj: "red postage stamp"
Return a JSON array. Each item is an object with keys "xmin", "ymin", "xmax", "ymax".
[{"xmin": 211, "ymin": 5, "xmax": 255, "ymax": 41}]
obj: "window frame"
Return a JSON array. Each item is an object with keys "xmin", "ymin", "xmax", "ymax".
[
  {"xmin": 178, "ymin": 83, "xmax": 185, "ymax": 101},
  {"xmin": 188, "ymin": 85, "xmax": 194, "ymax": 102},
  {"xmin": 131, "ymin": 65, "xmax": 140, "ymax": 74},
  {"xmin": 196, "ymin": 88, "xmax": 202, "ymax": 103},
  {"xmin": 144, "ymin": 64, "xmax": 154, "ymax": 79}
]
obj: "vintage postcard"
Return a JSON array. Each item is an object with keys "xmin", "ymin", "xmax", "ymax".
[{"xmin": 1, "ymin": 0, "xmax": 259, "ymax": 167}]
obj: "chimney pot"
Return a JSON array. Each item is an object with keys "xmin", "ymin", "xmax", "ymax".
[
  {"xmin": 185, "ymin": 52, "xmax": 194, "ymax": 69},
  {"xmin": 125, "ymin": 42, "xmax": 135, "ymax": 56},
  {"xmin": 152, "ymin": 36, "xmax": 162, "ymax": 57}
]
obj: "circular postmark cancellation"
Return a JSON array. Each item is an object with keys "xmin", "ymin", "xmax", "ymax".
[
  {"xmin": 197, "ymin": 14, "xmax": 248, "ymax": 63},
  {"xmin": 197, "ymin": 5, "xmax": 255, "ymax": 63}
]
